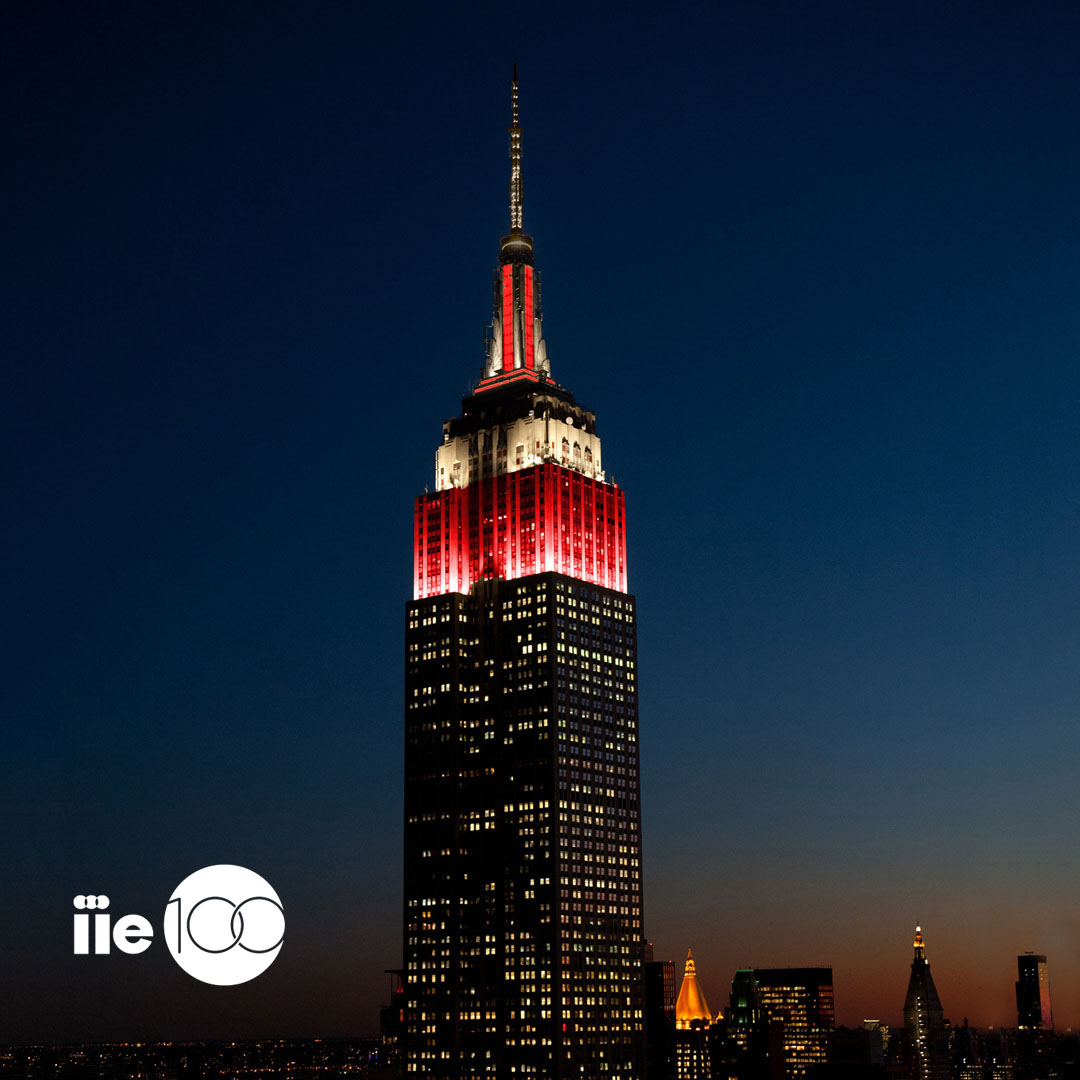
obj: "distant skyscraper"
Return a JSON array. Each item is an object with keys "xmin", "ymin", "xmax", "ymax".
[
  {"xmin": 862, "ymin": 1020, "xmax": 890, "ymax": 1056},
  {"xmin": 403, "ymin": 73, "xmax": 643, "ymax": 1078},
  {"xmin": 728, "ymin": 969, "xmax": 761, "ymax": 1034},
  {"xmin": 827, "ymin": 1025, "xmax": 886, "ymax": 1073},
  {"xmin": 1016, "ymin": 954, "xmax": 1053, "ymax": 1031},
  {"xmin": 952, "ymin": 1020, "xmax": 978, "ymax": 1080},
  {"xmin": 378, "ymin": 969, "xmax": 406, "ymax": 1072},
  {"xmin": 723, "ymin": 968, "xmax": 772, "ymax": 1080},
  {"xmin": 752, "ymin": 968, "xmax": 834, "ymax": 1080},
  {"xmin": 902, "ymin": 926, "xmax": 950, "ymax": 1080},
  {"xmin": 674, "ymin": 951, "xmax": 715, "ymax": 1080}
]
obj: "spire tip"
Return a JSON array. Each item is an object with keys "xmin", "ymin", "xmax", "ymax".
[
  {"xmin": 913, "ymin": 924, "xmax": 926, "ymax": 957},
  {"xmin": 508, "ymin": 68, "xmax": 523, "ymax": 230}
]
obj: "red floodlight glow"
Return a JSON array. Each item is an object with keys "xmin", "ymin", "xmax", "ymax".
[
  {"xmin": 501, "ymin": 265, "xmax": 514, "ymax": 370},
  {"xmin": 414, "ymin": 463, "xmax": 628, "ymax": 599},
  {"xmin": 524, "ymin": 265, "xmax": 535, "ymax": 370}
]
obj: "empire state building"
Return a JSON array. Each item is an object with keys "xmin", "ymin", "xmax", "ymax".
[{"xmin": 403, "ymin": 74, "xmax": 644, "ymax": 1077}]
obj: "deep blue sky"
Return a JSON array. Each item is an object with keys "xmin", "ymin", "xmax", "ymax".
[{"xmin": 4, "ymin": 0, "xmax": 1080, "ymax": 1041}]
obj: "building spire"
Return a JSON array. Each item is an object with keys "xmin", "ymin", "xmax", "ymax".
[
  {"xmin": 509, "ymin": 65, "xmax": 524, "ymax": 232},
  {"xmin": 904, "ymin": 924, "xmax": 949, "ymax": 1080},
  {"xmin": 482, "ymin": 71, "xmax": 547, "ymax": 387}
]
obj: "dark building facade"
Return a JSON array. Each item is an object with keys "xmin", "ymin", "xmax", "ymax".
[
  {"xmin": 403, "ymin": 75, "xmax": 643, "ymax": 1078},
  {"xmin": 1016, "ymin": 954, "xmax": 1053, "ymax": 1032},
  {"xmin": 1016, "ymin": 954, "xmax": 1054, "ymax": 1080},
  {"xmin": 645, "ymin": 959, "xmax": 678, "ymax": 1080}
]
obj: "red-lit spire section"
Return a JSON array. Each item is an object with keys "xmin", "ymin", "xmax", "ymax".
[{"xmin": 479, "ymin": 69, "xmax": 549, "ymax": 391}]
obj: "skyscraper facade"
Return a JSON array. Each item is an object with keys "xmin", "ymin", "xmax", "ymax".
[
  {"xmin": 902, "ymin": 927, "xmax": 950, "ymax": 1080},
  {"xmin": 751, "ymin": 968, "xmax": 834, "ymax": 1080},
  {"xmin": 403, "ymin": 75, "xmax": 643, "ymax": 1078},
  {"xmin": 1016, "ymin": 954, "xmax": 1052, "ymax": 1031}
]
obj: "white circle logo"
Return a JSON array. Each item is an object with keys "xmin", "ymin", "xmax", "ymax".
[{"xmin": 163, "ymin": 865, "xmax": 284, "ymax": 985}]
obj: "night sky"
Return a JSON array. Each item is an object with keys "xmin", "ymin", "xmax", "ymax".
[{"xmin": 5, "ymin": 0, "xmax": 1080, "ymax": 1043}]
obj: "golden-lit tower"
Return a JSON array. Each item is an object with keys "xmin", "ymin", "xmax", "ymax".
[
  {"xmin": 673, "ymin": 950, "xmax": 716, "ymax": 1080},
  {"xmin": 675, "ymin": 950, "xmax": 714, "ymax": 1029}
]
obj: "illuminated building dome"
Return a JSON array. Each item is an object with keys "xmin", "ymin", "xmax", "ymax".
[{"xmin": 675, "ymin": 950, "xmax": 714, "ymax": 1029}]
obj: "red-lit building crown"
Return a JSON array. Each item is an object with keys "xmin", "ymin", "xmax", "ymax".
[{"xmin": 413, "ymin": 74, "xmax": 628, "ymax": 600}]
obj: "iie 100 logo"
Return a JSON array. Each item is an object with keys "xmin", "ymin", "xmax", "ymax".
[{"xmin": 73, "ymin": 865, "xmax": 284, "ymax": 985}]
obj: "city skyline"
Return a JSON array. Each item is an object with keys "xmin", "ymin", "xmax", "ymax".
[{"xmin": 5, "ymin": 0, "xmax": 1080, "ymax": 1045}]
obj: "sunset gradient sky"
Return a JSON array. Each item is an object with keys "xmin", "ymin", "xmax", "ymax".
[{"xmin": 4, "ymin": 0, "xmax": 1080, "ymax": 1042}]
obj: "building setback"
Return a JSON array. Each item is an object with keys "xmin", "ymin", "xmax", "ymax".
[{"xmin": 403, "ymin": 73, "xmax": 644, "ymax": 1078}]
